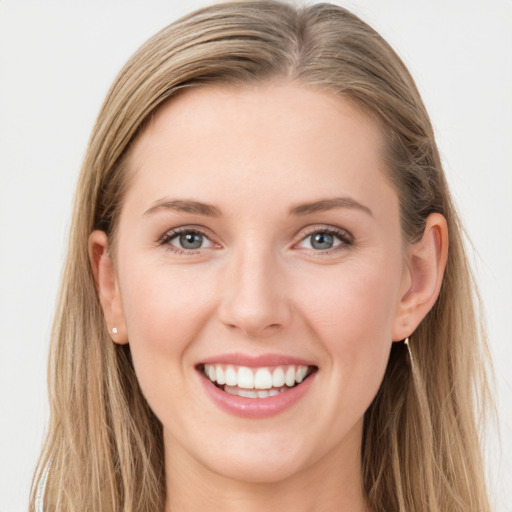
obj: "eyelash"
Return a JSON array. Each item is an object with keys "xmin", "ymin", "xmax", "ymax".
[
  {"xmin": 158, "ymin": 225, "xmax": 353, "ymax": 256},
  {"xmin": 158, "ymin": 226, "xmax": 217, "ymax": 255},
  {"xmin": 296, "ymin": 225, "xmax": 353, "ymax": 255}
]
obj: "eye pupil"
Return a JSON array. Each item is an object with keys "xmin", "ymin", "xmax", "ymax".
[
  {"xmin": 179, "ymin": 232, "xmax": 203, "ymax": 249},
  {"xmin": 311, "ymin": 232, "xmax": 334, "ymax": 250}
]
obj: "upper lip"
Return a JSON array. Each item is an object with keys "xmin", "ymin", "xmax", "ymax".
[{"xmin": 199, "ymin": 353, "xmax": 317, "ymax": 368}]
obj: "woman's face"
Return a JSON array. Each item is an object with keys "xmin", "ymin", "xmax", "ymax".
[{"xmin": 108, "ymin": 83, "xmax": 411, "ymax": 483}]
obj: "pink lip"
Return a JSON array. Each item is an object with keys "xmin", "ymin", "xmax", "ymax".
[
  {"xmin": 199, "ymin": 370, "xmax": 317, "ymax": 419},
  {"xmin": 199, "ymin": 353, "xmax": 315, "ymax": 368}
]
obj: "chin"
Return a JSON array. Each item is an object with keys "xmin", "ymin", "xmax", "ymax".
[
  {"xmin": 189, "ymin": 428, "xmax": 322, "ymax": 484},
  {"xmin": 204, "ymin": 451, "xmax": 308, "ymax": 485}
]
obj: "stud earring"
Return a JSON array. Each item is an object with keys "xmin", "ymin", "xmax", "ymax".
[{"xmin": 112, "ymin": 327, "xmax": 118, "ymax": 334}]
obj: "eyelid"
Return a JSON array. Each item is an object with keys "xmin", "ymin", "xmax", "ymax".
[
  {"xmin": 157, "ymin": 223, "xmax": 353, "ymax": 255},
  {"xmin": 158, "ymin": 225, "xmax": 221, "ymax": 253},
  {"xmin": 293, "ymin": 224, "xmax": 354, "ymax": 252}
]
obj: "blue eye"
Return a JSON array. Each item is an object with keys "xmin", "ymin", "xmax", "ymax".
[
  {"xmin": 297, "ymin": 228, "xmax": 351, "ymax": 252},
  {"xmin": 175, "ymin": 232, "xmax": 204, "ymax": 250},
  {"xmin": 160, "ymin": 228, "xmax": 216, "ymax": 252},
  {"xmin": 310, "ymin": 232, "xmax": 336, "ymax": 250}
]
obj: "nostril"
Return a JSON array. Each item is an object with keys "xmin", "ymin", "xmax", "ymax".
[{"xmin": 222, "ymin": 318, "xmax": 284, "ymax": 337}]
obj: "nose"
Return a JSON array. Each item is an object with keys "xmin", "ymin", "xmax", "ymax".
[{"xmin": 218, "ymin": 244, "xmax": 292, "ymax": 337}]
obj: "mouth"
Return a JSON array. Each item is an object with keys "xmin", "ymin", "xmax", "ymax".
[{"xmin": 198, "ymin": 363, "xmax": 318, "ymax": 399}]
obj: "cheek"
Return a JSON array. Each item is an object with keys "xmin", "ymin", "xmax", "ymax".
[
  {"xmin": 300, "ymin": 258, "xmax": 401, "ymax": 340},
  {"xmin": 297, "ymin": 258, "xmax": 402, "ymax": 396},
  {"xmin": 117, "ymin": 260, "xmax": 217, "ymax": 403},
  {"xmin": 120, "ymin": 257, "xmax": 216, "ymax": 339}
]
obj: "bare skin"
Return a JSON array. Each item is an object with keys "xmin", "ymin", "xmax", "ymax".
[{"xmin": 90, "ymin": 83, "xmax": 448, "ymax": 512}]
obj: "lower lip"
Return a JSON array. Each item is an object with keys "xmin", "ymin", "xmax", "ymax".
[{"xmin": 200, "ymin": 371, "xmax": 316, "ymax": 419}]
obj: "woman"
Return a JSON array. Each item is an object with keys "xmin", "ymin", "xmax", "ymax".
[{"xmin": 30, "ymin": 1, "xmax": 492, "ymax": 511}]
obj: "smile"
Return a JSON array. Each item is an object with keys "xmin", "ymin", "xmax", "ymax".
[
  {"xmin": 202, "ymin": 364, "xmax": 314, "ymax": 399},
  {"xmin": 197, "ymin": 354, "xmax": 318, "ymax": 418}
]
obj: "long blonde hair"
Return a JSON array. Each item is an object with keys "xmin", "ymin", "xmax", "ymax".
[{"xmin": 30, "ymin": 2, "xmax": 492, "ymax": 511}]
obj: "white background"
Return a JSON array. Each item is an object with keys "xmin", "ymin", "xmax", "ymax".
[{"xmin": 0, "ymin": 1, "xmax": 510, "ymax": 511}]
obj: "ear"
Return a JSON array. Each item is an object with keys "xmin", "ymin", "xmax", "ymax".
[
  {"xmin": 88, "ymin": 230, "xmax": 128, "ymax": 344},
  {"xmin": 392, "ymin": 213, "xmax": 449, "ymax": 341}
]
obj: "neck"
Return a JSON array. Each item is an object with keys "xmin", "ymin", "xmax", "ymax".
[{"xmin": 163, "ymin": 427, "xmax": 370, "ymax": 512}]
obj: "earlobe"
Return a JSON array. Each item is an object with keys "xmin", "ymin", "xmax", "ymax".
[
  {"xmin": 392, "ymin": 213, "xmax": 449, "ymax": 341},
  {"xmin": 88, "ymin": 230, "xmax": 129, "ymax": 345}
]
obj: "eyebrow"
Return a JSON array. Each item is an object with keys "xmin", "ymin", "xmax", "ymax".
[
  {"xmin": 144, "ymin": 196, "xmax": 372, "ymax": 218},
  {"xmin": 144, "ymin": 198, "xmax": 221, "ymax": 217},
  {"xmin": 289, "ymin": 197, "xmax": 373, "ymax": 217}
]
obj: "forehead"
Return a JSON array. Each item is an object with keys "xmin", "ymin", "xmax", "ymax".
[
  {"xmin": 124, "ymin": 82, "xmax": 396, "ymax": 217},
  {"xmin": 131, "ymin": 82, "xmax": 383, "ymax": 161}
]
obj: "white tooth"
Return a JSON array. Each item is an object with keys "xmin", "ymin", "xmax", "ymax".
[
  {"xmin": 254, "ymin": 368, "xmax": 272, "ymax": 389},
  {"xmin": 257, "ymin": 390, "xmax": 270, "ymax": 398},
  {"xmin": 269, "ymin": 389, "xmax": 280, "ymax": 397},
  {"xmin": 238, "ymin": 388, "xmax": 258, "ymax": 398},
  {"xmin": 295, "ymin": 366, "xmax": 308, "ymax": 383},
  {"xmin": 224, "ymin": 386, "xmax": 238, "ymax": 396},
  {"xmin": 272, "ymin": 367, "xmax": 286, "ymax": 387},
  {"xmin": 285, "ymin": 366, "xmax": 296, "ymax": 387},
  {"xmin": 208, "ymin": 364, "xmax": 217, "ymax": 382},
  {"xmin": 225, "ymin": 365, "xmax": 237, "ymax": 386},
  {"xmin": 216, "ymin": 365, "xmax": 226, "ymax": 385},
  {"xmin": 237, "ymin": 367, "xmax": 255, "ymax": 389}
]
